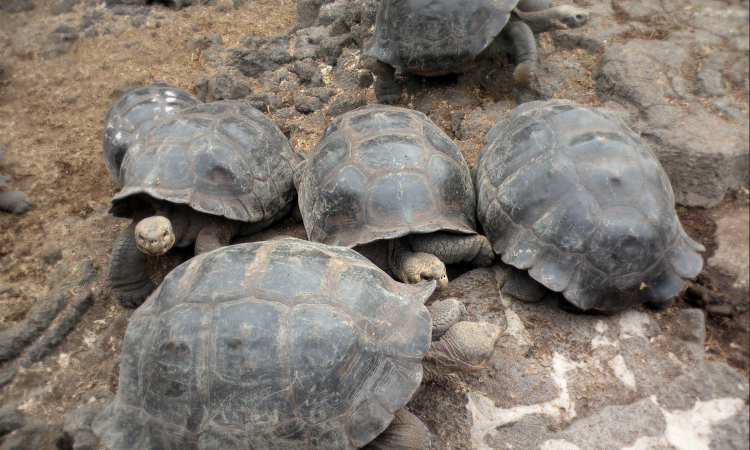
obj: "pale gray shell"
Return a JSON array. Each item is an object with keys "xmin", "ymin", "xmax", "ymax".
[
  {"xmin": 297, "ymin": 105, "xmax": 477, "ymax": 247},
  {"xmin": 103, "ymin": 83, "xmax": 202, "ymax": 187},
  {"xmin": 476, "ymin": 100, "xmax": 705, "ymax": 311},
  {"xmin": 93, "ymin": 239, "xmax": 435, "ymax": 450},
  {"xmin": 110, "ymin": 101, "xmax": 300, "ymax": 224}
]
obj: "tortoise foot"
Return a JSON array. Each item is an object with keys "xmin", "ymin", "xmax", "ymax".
[
  {"xmin": 374, "ymin": 77, "xmax": 402, "ymax": 104},
  {"xmin": 112, "ymin": 280, "xmax": 154, "ymax": 308}
]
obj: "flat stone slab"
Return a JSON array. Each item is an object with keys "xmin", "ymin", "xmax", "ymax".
[
  {"xmin": 709, "ymin": 200, "xmax": 750, "ymax": 290},
  {"xmin": 409, "ymin": 266, "xmax": 749, "ymax": 449}
]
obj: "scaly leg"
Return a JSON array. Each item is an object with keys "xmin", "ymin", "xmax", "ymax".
[
  {"xmin": 194, "ymin": 219, "xmax": 239, "ymax": 254},
  {"xmin": 109, "ymin": 221, "xmax": 155, "ymax": 308},
  {"xmin": 409, "ymin": 232, "xmax": 495, "ymax": 267},
  {"xmin": 362, "ymin": 409, "xmax": 432, "ymax": 450},
  {"xmin": 374, "ymin": 60, "xmax": 402, "ymax": 104}
]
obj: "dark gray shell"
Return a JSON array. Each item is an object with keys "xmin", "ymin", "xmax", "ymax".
[
  {"xmin": 110, "ymin": 101, "xmax": 300, "ymax": 224},
  {"xmin": 364, "ymin": 0, "xmax": 519, "ymax": 76},
  {"xmin": 103, "ymin": 83, "xmax": 202, "ymax": 187},
  {"xmin": 476, "ymin": 100, "xmax": 705, "ymax": 311},
  {"xmin": 297, "ymin": 104, "xmax": 477, "ymax": 247},
  {"xmin": 92, "ymin": 238, "xmax": 434, "ymax": 450}
]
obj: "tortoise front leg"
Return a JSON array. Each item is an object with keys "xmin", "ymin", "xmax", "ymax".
[
  {"xmin": 362, "ymin": 409, "xmax": 432, "ymax": 450},
  {"xmin": 194, "ymin": 219, "xmax": 240, "ymax": 254},
  {"xmin": 109, "ymin": 221, "xmax": 155, "ymax": 308},
  {"xmin": 503, "ymin": 20, "xmax": 537, "ymax": 85},
  {"xmin": 422, "ymin": 321, "xmax": 502, "ymax": 382},
  {"xmin": 410, "ymin": 232, "xmax": 495, "ymax": 267},
  {"xmin": 374, "ymin": 60, "xmax": 402, "ymax": 104}
]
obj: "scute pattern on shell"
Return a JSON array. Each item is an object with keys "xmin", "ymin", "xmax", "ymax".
[
  {"xmin": 102, "ymin": 83, "xmax": 202, "ymax": 187},
  {"xmin": 110, "ymin": 101, "xmax": 300, "ymax": 223},
  {"xmin": 92, "ymin": 239, "xmax": 434, "ymax": 450},
  {"xmin": 364, "ymin": 0, "xmax": 518, "ymax": 76},
  {"xmin": 476, "ymin": 100, "xmax": 705, "ymax": 311},
  {"xmin": 298, "ymin": 104, "xmax": 477, "ymax": 248}
]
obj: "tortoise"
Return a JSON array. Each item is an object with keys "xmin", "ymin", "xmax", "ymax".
[
  {"xmin": 108, "ymin": 101, "xmax": 302, "ymax": 308},
  {"xmin": 103, "ymin": 82, "xmax": 202, "ymax": 187},
  {"xmin": 295, "ymin": 104, "xmax": 495, "ymax": 291},
  {"xmin": 0, "ymin": 149, "xmax": 32, "ymax": 215},
  {"xmin": 474, "ymin": 99, "xmax": 705, "ymax": 312},
  {"xmin": 363, "ymin": 0, "xmax": 589, "ymax": 103},
  {"xmin": 93, "ymin": 238, "xmax": 501, "ymax": 450}
]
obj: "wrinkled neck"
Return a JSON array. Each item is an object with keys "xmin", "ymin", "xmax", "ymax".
[{"xmin": 513, "ymin": 8, "xmax": 562, "ymax": 33}]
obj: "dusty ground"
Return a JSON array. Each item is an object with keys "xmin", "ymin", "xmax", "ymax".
[{"xmin": 0, "ymin": 0, "xmax": 748, "ymax": 449}]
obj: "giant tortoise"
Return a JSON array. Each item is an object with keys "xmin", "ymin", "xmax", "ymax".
[
  {"xmin": 475, "ymin": 100, "xmax": 705, "ymax": 312},
  {"xmin": 108, "ymin": 101, "xmax": 301, "ymax": 308},
  {"xmin": 93, "ymin": 239, "xmax": 501, "ymax": 449},
  {"xmin": 295, "ymin": 104, "xmax": 494, "ymax": 291},
  {"xmin": 364, "ymin": 0, "xmax": 589, "ymax": 103},
  {"xmin": 103, "ymin": 83, "xmax": 202, "ymax": 187}
]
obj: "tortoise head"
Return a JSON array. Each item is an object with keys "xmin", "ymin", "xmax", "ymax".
[
  {"xmin": 554, "ymin": 5, "xmax": 589, "ymax": 29},
  {"xmin": 401, "ymin": 252, "xmax": 449, "ymax": 291},
  {"xmin": 135, "ymin": 216, "xmax": 175, "ymax": 256}
]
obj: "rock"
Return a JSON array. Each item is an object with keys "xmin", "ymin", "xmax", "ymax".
[
  {"xmin": 314, "ymin": 0, "xmax": 346, "ymax": 27},
  {"xmin": 668, "ymin": 309, "xmax": 706, "ymax": 345},
  {"xmin": 0, "ymin": 0, "xmax": 33, "ymax": 12},
  {"xmin": 710, "ymin": 404, "xmax": 750, "ymax": 450},
  {"xmin": 306, "ymin": 87, "xmax": 336, "ymax": 103},
  {"xmin": 319, "ymin": 33, "xmax": 353, "ymax": 65},
  {"xmin": 55, "ymin": 390, "xmax": 114, "ymax": 450},
  {"xmin": 83, "ymin": 28, "xmax": 98, "ymax": 39},
  {"xmin": 594, "ymin": 40, "xmax": 749, "ymax": 208},
  {"xmin": 110, "ymin": 5, "xmax": 149, "ymax": 15},
  {"xmin": 230, "ymin": 35, "xmax": 292, "ymax": 78},
  {"xmin": 272, "ymin": 106, "xmax": 302, "ymax": 135},
  {"xmin": 0, "ymin": 413, "xmax": 48, "ymax": 450},
  {"xmin": 50, "ymin": 0, "xmax": 81, "ymax": 15},
  {"xmin": 43, "ymin": 25, "xmax": 79, "ymax": 59},
  {"xmin": 294, "ymin": 94, "xmax": 323, "ymax": 113},
  {"xmin": 357, "ymin": 70, "xmax": 373, "ymax": 88},
  {"xmin": 203, "ymin": 67, "xmax": 251, "ymax": 102},
  {"xmin": 0, "ymin": 367, "xmax": 17, "ymax": 389},
  {"xmin": 0, "ymin": 291, "xmax": 67, "ymax": 362},
  {"xmin": 0, "ymin": 406, "xmax": 24, "ymax": 435},
  {"xmin": 289, "ymin": 61, "xmax": 323, "ymax": 87},
  {"xmin": 325, "ymin": 91, "xmax": 366, "ymax": 117},
  {"xmin": 297, "ymin": 0, "xmax": 335, "ymax": 27},
  {"xmin": 707, "ymin": 304, "xmax": 735, "ymax": 318},
  {"xmin": 404, "ymin": 266, "xmax": 750, "ymax": 448},
  {"xmin": 130, "ymin": 16, "xmax": 145, "ymax": 28},
  {"xmin": 709, "ymin": 202, "xmax": 750, "ymax": 290}
]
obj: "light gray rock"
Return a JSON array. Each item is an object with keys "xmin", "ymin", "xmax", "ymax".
[
  {"xmin": 408, "ymin": 266, "xmax": 748, "ymax": 449},
  {"xmin": 55, "ymin": 390, "xmax": 114, "ymax": 450},
  {"xmin": 594, "ymin": 39, "xmax": 749, "ymax": 208}
]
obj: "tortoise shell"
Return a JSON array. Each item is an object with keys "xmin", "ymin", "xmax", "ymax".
[
  {"xmin": 475, "ymin": 100, "xmax": 704, "ymax": 311},
  {"xmin": 110, "ymin": 101, "xmax": 300, "ymax": 224},
  {"xmin": 297, "ymin": 104, "xmax": 477, "ymax": 247},
  {"xmin": 364, "ymin": 0, "xmax": 519, "ymax": 76},
  {"xmin": 103, "ymin": 83, "xmax": 202, "ymax": 187},
  {"xmin": 92, "ymin": 238, "xmax": 434, "ymax": 450}
]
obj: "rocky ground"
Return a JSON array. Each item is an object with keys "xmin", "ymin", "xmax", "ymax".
[{"xmin": 0, "ymin": 0, "xmax": 748, "ymax": 449}]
